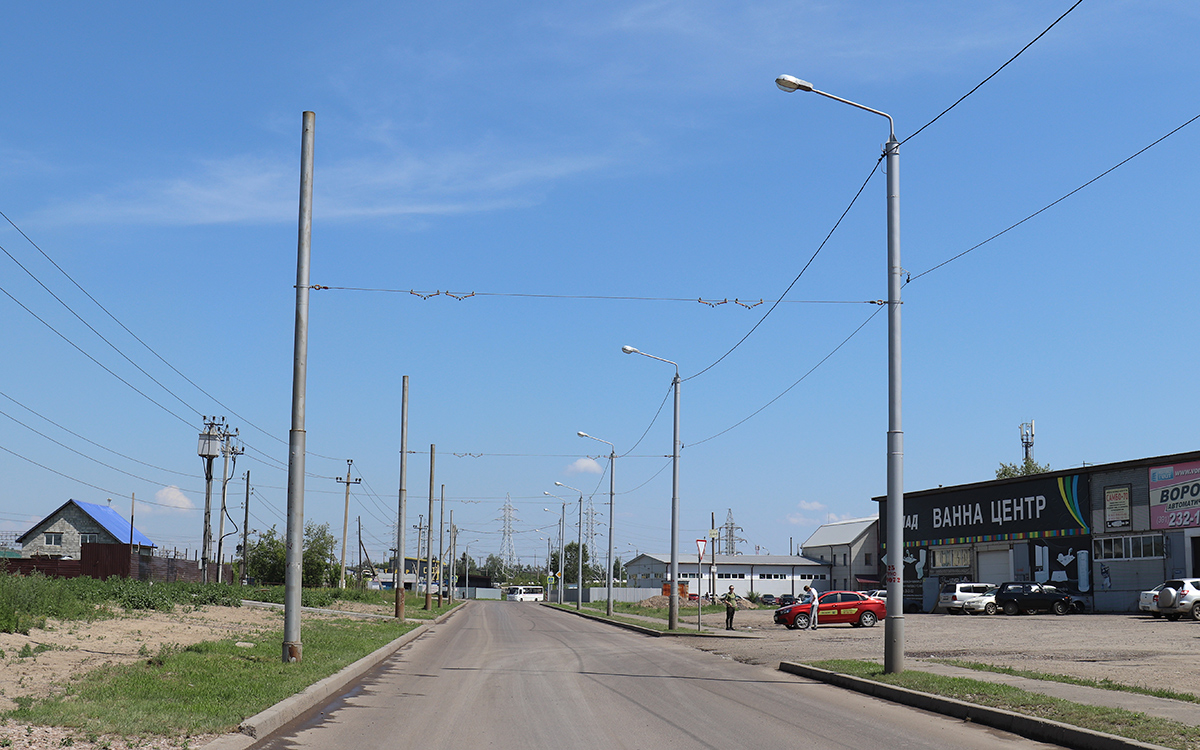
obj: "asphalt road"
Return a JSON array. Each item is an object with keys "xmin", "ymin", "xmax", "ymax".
[{"xmin": 248, "ymin": 602, "xmax": 1062, "ymax": 750}]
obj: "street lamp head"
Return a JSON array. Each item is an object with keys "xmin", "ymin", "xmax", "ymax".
[
  {"xmin": 554, "ymin": 481, "xmax": 565, "ymax": 487},
  {"xmin": 621, "ymin": 345, "xmax": 639, "ymax": 354},
  {"xmin": 577, "ymin": 431, "xmax": 589, "ymax": 438},
  {"xmin": 775, "ymin": 74, "xmax": 814, "ymax": 93}
]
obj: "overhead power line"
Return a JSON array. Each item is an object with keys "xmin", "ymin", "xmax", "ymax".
[{"xmin": 903, "ymin": 0, "xmax": 1086, "ymax": 146}]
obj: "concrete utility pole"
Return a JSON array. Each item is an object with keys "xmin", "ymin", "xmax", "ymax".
[
  {"xmin": 198, "ymin": 417, "xmax": 224, "ymax": 584},
  {"xmin": 242, "ymin": 471, "xmax": 250, "ymax": 585},
  {"xmin": 437, "ymin": 484, "xmax": 445, "ymax": 606},
  {"xmin": 337, "ymin": 460, "xmax": 362, "ymax": 589},
  {"xmin": 283, "ymin": 110, "xmax": 315, "ymax": 664},
  {"xmin": 216, "ymin": 428, "xmax": 242, "ymax": 585},
  {"xmin": 448, "ymin": 513, "xmax": 455, "ymax": 603},
  {"xmin": 395, "ymin": 375, "xmax": 408, "ymax": 619},
  {"xmin": 425, "ymin": 445, "xmax": 435, "ymax": 610},
  {"xmin": 415, "ymin": 515, "xmax": 424, "ymax": 597}
]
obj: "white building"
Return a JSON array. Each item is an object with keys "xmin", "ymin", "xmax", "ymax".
[
  {"xmin": 800, "ymin": 517, "xmax": 880, "ymax": 592},
  {"xmin": 624, "ymin": 553, "xmax": 829, "ymax": 599}
]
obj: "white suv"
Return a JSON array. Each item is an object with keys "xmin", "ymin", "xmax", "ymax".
[
  {"xmin": 1153, "ymin": 579, "xmax": 1200, "ymax": 621},
  {"xmin": 938, "ymin": 582, "xmax": 996, "ymax": 614}
]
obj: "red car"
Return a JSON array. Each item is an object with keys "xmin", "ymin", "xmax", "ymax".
[{"xmin": 773, "ymin": 590, "xmax": 886, "ymax": 629}]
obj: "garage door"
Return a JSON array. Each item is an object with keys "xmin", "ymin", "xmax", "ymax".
[{"xmin": 977, "ymin": 550, "xmax": 1010, "ymax": 584}]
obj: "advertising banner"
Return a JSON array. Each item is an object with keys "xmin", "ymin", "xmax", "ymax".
[
  {"xmin": 1103, "ymin": 485, "xmax": 1131, "ymax": 529},
  {"xmin": 883, "ymin": 473, "xmax": 1091, "ymax": 547},
  {"xmin": 1149, "ymin": 459, "xmax": 1200, "ymax": 529}
]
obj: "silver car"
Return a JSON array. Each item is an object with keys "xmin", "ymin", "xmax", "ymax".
[
  {"xmin": 1153, "ymin": 579, "xmax": 1200, "ymax": 621},
  {"xmin": 961, "ymin": 586, "xmax": 1000, "ymax": 615}
]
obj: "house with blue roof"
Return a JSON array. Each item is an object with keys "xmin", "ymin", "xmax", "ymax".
[{"xmin": 16, "ymin": 499, "xmax": 155, "ymax": 559}]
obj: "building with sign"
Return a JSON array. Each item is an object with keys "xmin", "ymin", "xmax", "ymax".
[{"xmin": 876, "ymin": 449, "xmax": 1200, "ymax": 613}]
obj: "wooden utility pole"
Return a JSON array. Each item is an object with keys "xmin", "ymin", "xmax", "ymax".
[{"xmin": 337, "ymin": 460, "xmax": 361, "ymax": 589}]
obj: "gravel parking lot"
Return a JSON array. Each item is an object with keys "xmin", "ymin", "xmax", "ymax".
[{"xmin": 692, "ymin": 607, "xmax": 1200, "ymax": 696}]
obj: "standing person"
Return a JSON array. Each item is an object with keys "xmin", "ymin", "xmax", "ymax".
[
  {"xmin": 803, "ymin": 584, "xmax": 820, "ymax": 630},
  {"xmin": 721, "ymin": 585, "xmax": 737, "ymax": 630}
]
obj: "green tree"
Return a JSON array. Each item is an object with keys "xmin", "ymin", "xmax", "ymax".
[
  {"xmin": 302, "ymin": 521, "xmax": 339, "ymax": 587},
  {"xmin": 996, "ymin": 457, "xmax": 1051, "ymax": 479},
  {"xmin": 244, "ymin": 526, "xmax": 286, "ymax": 584}
]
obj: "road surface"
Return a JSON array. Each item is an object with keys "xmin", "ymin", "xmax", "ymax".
[{"xmin": 249, "ymin": 602, "xmax": 1061, "ymax": 749}]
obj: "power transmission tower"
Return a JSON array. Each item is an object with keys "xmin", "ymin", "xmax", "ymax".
[
  {"xmin": 499, "ymin": 495, "xmax": 518, "ymax": 573},
  {"xmin": 721, "ymin": 509, "xmax": 744, "ymax": 556}
]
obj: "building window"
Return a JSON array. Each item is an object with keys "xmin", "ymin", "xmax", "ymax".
[
  {"xmin": 1093, "ymin": 534, "xmax": 1165, "ymax": 561},
  {"xmin": 931, "ymin": 547, "xmax": 971, "ymax": 569},
  {"xmin": 45, "ymin": 532, "xmax": 63, "ymax": 546},
  {"xmin": 864, "ymin": 553, "xmax": 872, "ymax": 566},
  {"xmin": 80, "ymin": 533, "xmax": 99, "ymax": 544}
]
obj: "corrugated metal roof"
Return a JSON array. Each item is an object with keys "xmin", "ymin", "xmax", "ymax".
[
  {"xmin": 16, "ymin": 499, "xmax": 155, "ymax": 547},
  {"xmin": 801, "ymin": 517, "xmax": 876, "ymax": 548}
]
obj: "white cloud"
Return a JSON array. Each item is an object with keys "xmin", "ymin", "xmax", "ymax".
[
  {"xmin": 147, "ymin": 486, "xmax": 196, "ymax": 515},
  {"xmin": 38, "ymin": 144, "xmax": 612, "ymax": 227},
  {"xmin": 566, "ymin": 458, "xmax": 603, "ymax": 475}
]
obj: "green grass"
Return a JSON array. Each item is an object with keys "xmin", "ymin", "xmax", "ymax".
[
  {"xmin": 812, "ymin": 659, "xmax": 1200, "ymax": 750},
  {"xmin": 0, "ymin": 571, "xmax": 246, "ymax": 635},
  {"xmin": 580, "ymin": 599, "xmax": 727, "ymax": 621},
  {"xmin": 937, "ymin": 659, "xmax": 1200, "ymax": 705},
  {"xmin": 4, "ymin": 618, "xmax": 420, "ymax": 739}
]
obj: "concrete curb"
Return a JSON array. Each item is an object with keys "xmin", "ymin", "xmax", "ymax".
[
  {"xmin": 540, "ymin": 602, "xmax": 761, "ymax": 638},
  {"xmin": 777, "ymin": 661, "xmax": 1169, "ymax": 750},
  {"xmin": 201, "ymin": 603, "xmax": 465, "ymax": 750}
]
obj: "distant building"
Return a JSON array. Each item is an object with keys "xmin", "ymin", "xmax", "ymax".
[
  {"xmin": 624, "ymin": 553, "xmax": 828, "ymax": 599},
  {"xmin": 17, "ymin": 499, "xmax": 154, "ymax": 559},
  {"xmin": 800, "ymin": 516, "xmax": 880, "ymax": 591}
]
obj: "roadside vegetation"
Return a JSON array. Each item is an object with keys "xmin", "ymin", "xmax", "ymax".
[
  {"xmin": 938, "ymin": 658, "xmax": 1200, "ymax": 705},
  {"xmin": 6, "ymin": 617, "xmax": 418, "ymax": 737},
  {"xmin": 814, "ymin": 659, "xmax": 1200, "ymax": 750},
  {"xmin": 0, "ymin": 571, "xmax": 241, "ymax": 634}
]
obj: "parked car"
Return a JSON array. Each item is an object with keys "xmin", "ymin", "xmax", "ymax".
[
  {"xmin": 863, "ymin": 589, "xmax": 923, "ymax": 613},
  {"xmin": 1140, "ymin": 583, "xmax": 1165, "ymax": 618},
  {"xmin": 995, "ymin": 581, "xmax": 1080, "ymax": 615},
  {"xmin": 938, "ymin": 582, "xmax": 996, "ymax": 614},
  {"xmin": 863, "ymin": 589, "xmax": 887, "ymax": 600},
  {"xmin": 961, "ymin": 586, "xmax": 1000, "ymax": 616},
  {"xmin": 1152, "ymin": 579, "xmax": 1200, "ymax": 621},
  {"xmin": 773, "ymin": 590, "xmax": 886, "ymax": 630},
  {"xmin": 759, "ymin": 593, "xmax": 777, "ymax": 606},
  {"xmin": 777, "ymin": 594, "xmax": 797, "ymax": 607}
]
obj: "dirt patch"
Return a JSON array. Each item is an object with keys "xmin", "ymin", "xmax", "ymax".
[{"xmin": 0, "ymin": 600, "xmax": 399, "ymax": 749}]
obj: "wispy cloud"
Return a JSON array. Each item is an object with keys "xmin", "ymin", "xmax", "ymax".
[
  {"xmin": 37, "ymin": 144, "xmax": 612, "ymax": 227},
  {"xmin": 566, "ymin": 458, "xmax": 603, "ymax": 475}
]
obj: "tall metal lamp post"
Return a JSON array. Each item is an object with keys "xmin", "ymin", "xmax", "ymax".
[
  {"xmin": 621, "ymin": 345, "xmax": 681, "ymax": 630},
  {"xmin": 555, "ymin": 481, "xmax": 585, "ymax": 611},
  {"xmin": 578, "ymin": 432, "xmax": 617, "ymax": 616},
  {"xmin": 775, "ymin": 74, "xmax": 904, "ymax": 673},
  {"xmin": 543, "ymin": 497, "xmax": 567, "ymax": 604}
]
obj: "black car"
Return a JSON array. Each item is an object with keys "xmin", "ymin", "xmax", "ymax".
[
  {"xmin": 777, "ymin": 594, "xmax": 797, "ymax": 607},
  {"xmin": 995, "ymin": 581, "xmax": 1080, "ymax": 615},
  {"xmin": 759, "ymin": 593, "xmax": 777, "ymax": 606}
]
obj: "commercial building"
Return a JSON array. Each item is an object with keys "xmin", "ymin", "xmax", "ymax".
[
  {"xmin": 799, "ymin": 516, "xmax": 879, "ymax": 592},
  {"xmin": 877, "ymin": 449, "xmax": 1200, "ymax": 613},
  {"xmin": 624, "ymin": 553, "xmax": 828, "ymax": 600}
]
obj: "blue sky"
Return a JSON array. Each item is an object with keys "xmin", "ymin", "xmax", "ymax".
[{"xmin": 1, "ymin": 2, "xmax": 1197, "ymax": 572}]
